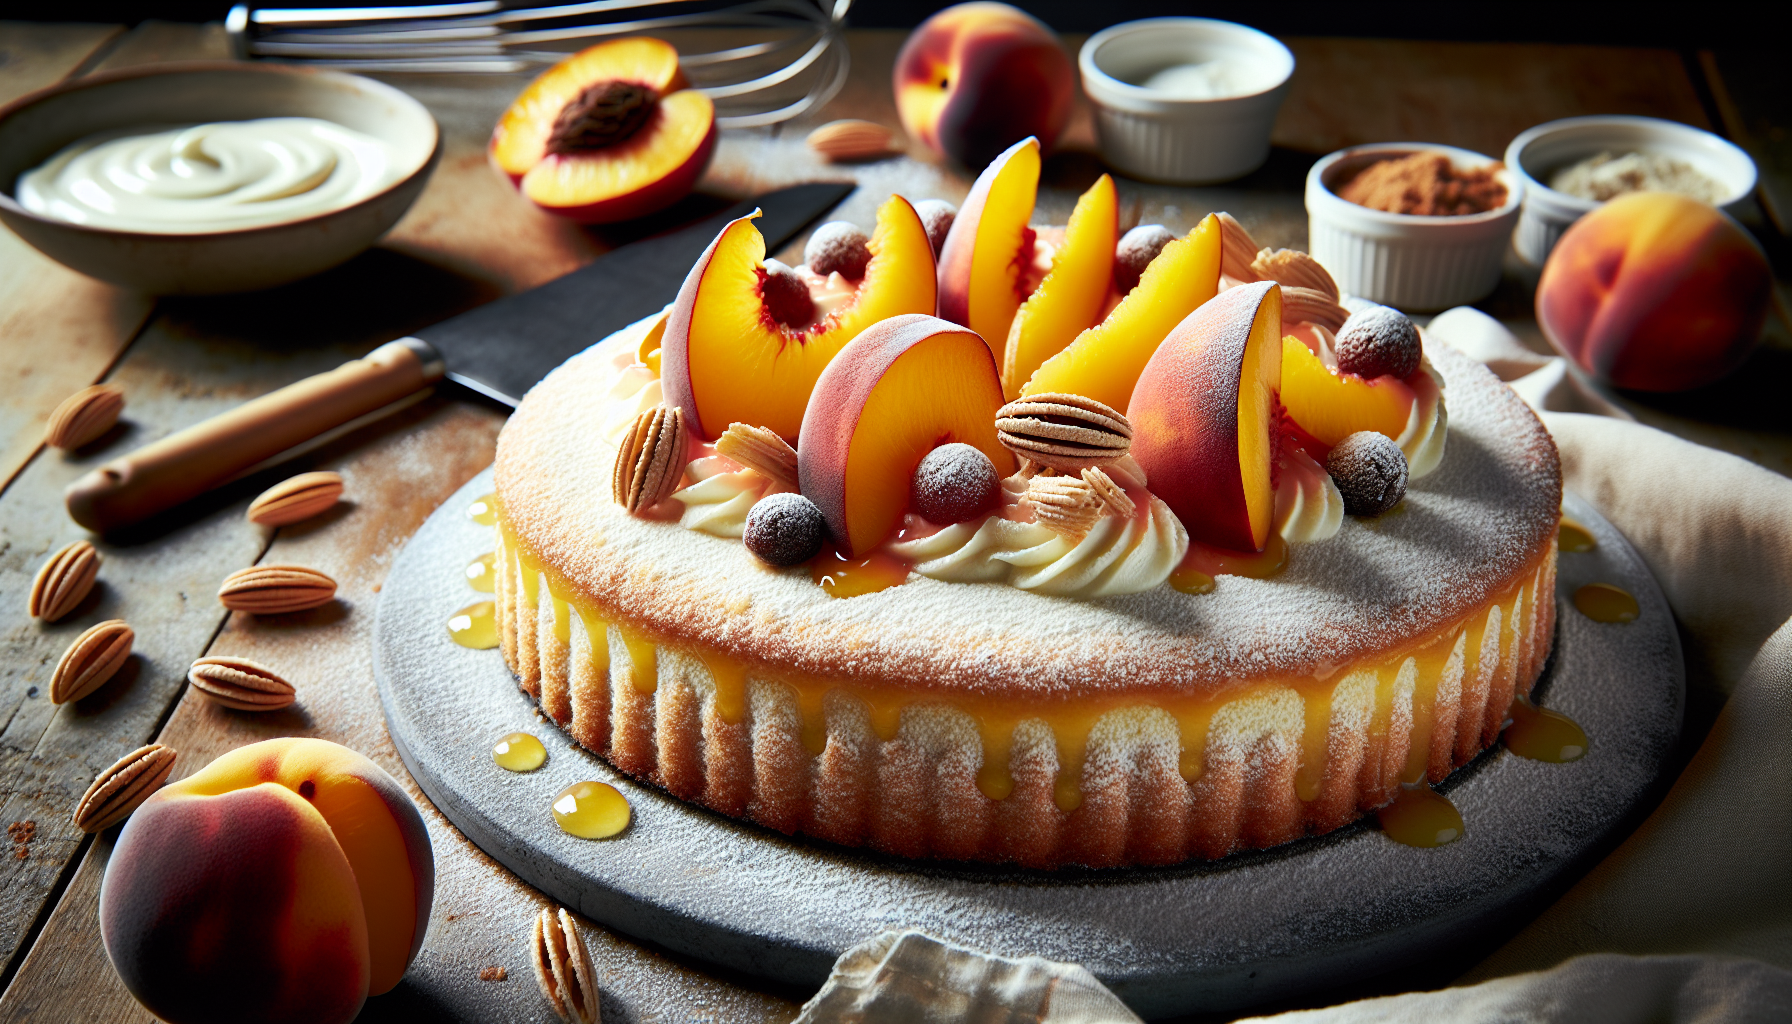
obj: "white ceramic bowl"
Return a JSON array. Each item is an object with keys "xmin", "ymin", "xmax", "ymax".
[
  {"xmin": 0, "ymin": 62, "xmax": 439, "ymax": 295},
  {"xmin": 1504, "ymin": 115, "xmax": 1757, "ymax": 266},
  {"xmin": 1079, "ymin": 18, "xmax": 1294, "ymax": 185},
  {"xmin": 1306, "ymin": 143, "xmax": 1523, "ymax": 311}
]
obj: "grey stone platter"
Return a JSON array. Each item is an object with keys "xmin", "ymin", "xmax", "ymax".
[{"xmin": 374, "ymin": 469, "xmax": 1683, "ymax": 1019}]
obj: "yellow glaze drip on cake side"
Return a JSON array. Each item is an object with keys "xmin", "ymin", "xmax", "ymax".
[{"xmin": 495, "ymin": 511, "xmax": 1554, "ymax": 819}]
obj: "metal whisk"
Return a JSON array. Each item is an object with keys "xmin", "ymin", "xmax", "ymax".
[{"xmin": 226, "ymin": 0, "xmax": 851, "ymax": 128}]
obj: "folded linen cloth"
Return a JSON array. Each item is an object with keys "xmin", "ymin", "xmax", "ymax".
[{"xmin": 797, "ymin": 309, "xmax": 1792, "ymax": 1023}]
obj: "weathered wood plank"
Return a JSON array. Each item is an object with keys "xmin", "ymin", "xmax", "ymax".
[
  {"xmin": 0, "ymin": 23, "xmax": 151, "ymax": 493},
  {"xmin": 1700, "ymin": 49, "xmax": 1792, "ymax": 235},
  {"xmin": 0, "ymin": 22, "xmax": 120, "ymax": 105},
  {"xmin": 1274, "ymin": 38, "xmax": 1712, "ymax": 158}
]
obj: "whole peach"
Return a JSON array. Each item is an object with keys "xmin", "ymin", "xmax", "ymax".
[
  {"xmin": 894, "ymin": 2, "xmax": 1074, "ymax": 168},
  {"xmin": 1537, "ymin": 191, "xmax": 1771, "ymax": 392},
  {"xmin": 100, "ymin": 738, "xmax": 434, "ymax": 1024}
]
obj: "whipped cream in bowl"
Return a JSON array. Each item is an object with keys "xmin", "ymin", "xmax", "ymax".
[{"xmin": 0, "ymin": 63, "xmax": 439, "ymax": 294}]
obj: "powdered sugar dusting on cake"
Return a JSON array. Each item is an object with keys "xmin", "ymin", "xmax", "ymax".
[{"xmin": 494, "ymin": 326, "xmax": 1560, "ymax": 700}]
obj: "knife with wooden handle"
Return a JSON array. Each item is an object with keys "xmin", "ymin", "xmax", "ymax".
[{"xmin": 62, "ymin": 182, "xmax": 854, "ymax": 533}]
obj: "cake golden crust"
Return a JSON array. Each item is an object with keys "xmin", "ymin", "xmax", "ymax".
[{"xmin": 491, "ymin": 320, "xmax": 1561, "ymax": 867}]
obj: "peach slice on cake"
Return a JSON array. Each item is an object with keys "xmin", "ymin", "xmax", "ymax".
[
  {"xmin": 1001, "ymin": 173, "xmax": 1119, "ymax": 398},
  {"xmin": 1279, "ymin": 335, "xmax": 1415, "ymax": 448},
  {"xmin": 799, "ymin": 314, "xmax": 1014, "ymax": 556},
  {"xmin": 1129, "ymin": 281, "xmax": 1284, "ymax": 552},
  {"xmin": 662, "ymin": 195, "xmax": 937, "ymax": 441},
  {"xmin": 936, "ymin": 136, "xmax": 1041, "ymax": 361},
  {"xmin": 490, "ymin": 37, "xmax": 717, "ymax": 223},
  {"xmin": 1021, "ymin": 214, "xmax": 1222, "ymax": 413}
]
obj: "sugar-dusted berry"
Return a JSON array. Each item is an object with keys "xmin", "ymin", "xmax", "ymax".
[
  {"xmin": 1326, "ymin": 430, "xmax": 1408, "ymax": 516},
  {"xmin": 914, "ymin": 199, "xmax": 956, "ymax": 258},
  {"xmin": 1114, "ymin": 224, "xmax": 1174, "ymax": 294},
  {"xmin": 744, "ymin": 492, "xmax": 828, "ymax": 566},
  {"xmin": 759, "ymin": 259, "xmax": 814, "ymax": 328},
  {"xmin": 911, "ymin": 443, "xmax": 1000, "ymax": 525},
  {"xmin": 1336, "ymin": 305, "xmax": 1421, "ymax": 380},
  {"xmin": 803, "ymin": 221, "xmax": 872, "ymax": 280}
]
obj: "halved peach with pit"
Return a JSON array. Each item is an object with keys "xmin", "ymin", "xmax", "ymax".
[
  {"xmin": 490, "ymin": 37, "xmax": 716, "ymax": 224},
  {"xmin": 1279, "ymin": 334, "xmax": 1415, "ymax": 447},
  {"xmin": 662, "ymin": 194, "xmax": 937, "ymax": 441},
  {"xmin": 1001, "ymin": 173, "xmax": 1118, "ymax": 399},
  {"xmin": 799, "ymin": 314, "xmax": 1014, "ymax": 556},
  {"xmin": 1021, "ymin": 214, "xmax": 1222, "ymax": 414}
]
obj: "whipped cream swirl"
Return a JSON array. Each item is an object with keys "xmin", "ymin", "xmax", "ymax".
[
  {"xmin": 1274, "ymin": 449, "xmax": 1343, "ymax": 543},
  {"xmin": 889, "ymin": 469, "xmax": 1190, "ymax": 598},
  {"xmin": 671, "ymin": 456, "xmax": 773, "ymax": 537},
  {"xmin": 1400, "ymin": 359, "xmax": 1447, "ymax": 478}
]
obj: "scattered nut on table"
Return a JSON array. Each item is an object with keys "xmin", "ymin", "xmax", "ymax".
[
  {"xmin": 247, "ymin": 471, "xmax": 345, "ymax": 526},
  {"xmin": 217, "ymin": 564, "xmax": 337, "ymax": 614},
  {"xmin": 73, "ymin": 743, "xmax": 176, "ymax": 833},
  {"xmin": 50, "ymin": 619, "xmax": 134, "ymax": 704},
  {"xmin": 188, "ymin": 656, "xmax": 297, "ymax": 712},
  {"xmin": 29, "ymin": 539, "xmax": 100, "ymax": 622},
  {"xmin": 44, "ymin": 383, "xmax": 124, "ymax": 450},
  {"xmin": 806, "ymin": 119, "xmax": 906, "ymax": 162},
  {"xmin": 532, "ymin": 907, "xmax": 599, "ymax": 1024}
]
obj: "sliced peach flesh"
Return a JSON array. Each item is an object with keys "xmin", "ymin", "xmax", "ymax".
[
  {"xmin": 521, "ymin": 90, "xmax": 714, "ymax": 211},
  {"xmin": 1021, "ymin": 213, "xmax": 1221, "ymax": 413},
  {"xmin": 664, "ymin": 194, "xmax": 937, "ymax": 440},
  {"xmin": 491, "ymin": 37, "xmax": 687, "ymax": 179},
  {"xmin": 1239, "ymin": 302, "xmax": 1283, "ymax": 550},
  {"xmin": 799, "ymin": 315, "xmax": 1013, "ymax": 556},
  {"xmin": 1002, "ymin": 173, "xmax": 1118, "ymax": 399},
  {"xmin": 1280, "ymin": 335, "xmax": 1415, "ymax": 446},
  {"xmin": 937, "ymin": 136, "xmax": 1040, "ymax": 364}
]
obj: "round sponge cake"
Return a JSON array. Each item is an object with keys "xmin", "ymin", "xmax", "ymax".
[{"xmin": 491, "ymin": 319, "xmax": 1561, "ymax": 867}]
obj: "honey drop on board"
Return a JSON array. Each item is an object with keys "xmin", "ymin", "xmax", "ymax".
[
  {"xmin": 465, "ymin": 552, "xmax": 497, "ymax": 593},
  {"xmin": 492, "ymin": 732, "xmax": 547, "ymax": 771},
  {"xmin": 1170, "ymin": 567, "xmax": 1215, "ymax": 594},
  {"xmin": 1504, "ymin": 697, "xmax": 1588, "ymax": 762},
  {"xmin": 1557, "ymin": 518, "xmax": 1597, "ymax": 553},
  {"xmin": 467, "ymin": 493, "xmax": 498, "ymax": 525},
  {"xmin": 812, "ymin": 548, "xmax": 910, "ymax": 598},
  {"xmin": 553, "ymin": 781, "xmax": 630, "ymax": 839},
  {"xmin": 1173, "ymin": 535, "xmax": 1288, "ymax": 592},
  {"xmin": 448, "ymin": 600, "xmax": 499, "ymax": 648},
  {"xmin": 1377, "ymin": 783, "xmax": 1464, "ymax": 848},
  {"xmin": 1574, "ymin": 582, "xmax": 1639, "ymax": 623}
]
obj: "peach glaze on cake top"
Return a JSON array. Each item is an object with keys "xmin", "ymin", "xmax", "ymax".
[{"xmin": 488, "ymin": 307, "xmax": 1561, "ymax": 868}]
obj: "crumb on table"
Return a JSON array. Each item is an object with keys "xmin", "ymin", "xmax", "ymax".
[{"xmin": 480, "ymin": 966, "xmax": 508, "ymax": 982}]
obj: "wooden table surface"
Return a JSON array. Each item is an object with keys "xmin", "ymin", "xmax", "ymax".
[{"xmin": 0, "ymin": 20, "xmax": 1786, "ymax": 1024}]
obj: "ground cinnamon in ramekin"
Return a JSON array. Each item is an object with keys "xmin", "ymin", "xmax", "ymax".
[{"xmin": 1336, "ymin": 151, "xmax": 1508, "ymax": 216}]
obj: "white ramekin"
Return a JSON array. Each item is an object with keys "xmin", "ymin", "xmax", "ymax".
[
  {"xmin": 1305, "ymin": 143, "xmax": 1523, "ymax": 312},
  {"xmin": 1078, "ymin": 18, "xmax": 1294, "ymax": 185},
  {"xmin": 1504, "ymin": 115, "xmax": 1757, "ymax": 266}
]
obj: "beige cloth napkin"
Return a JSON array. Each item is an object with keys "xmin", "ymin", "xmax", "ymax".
[{"xmin": 796, "ymin": 308, "xmax": 1792, "ymax": 1023}]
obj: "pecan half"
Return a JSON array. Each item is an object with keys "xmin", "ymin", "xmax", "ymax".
[
  {"xmin": 613, "ymin": 405, "xmax": 686, "ymax": 514},
  {"xmin": 1217, "ymin": 212, "xmax": 1261, "ymax": 283},
  {"xmin": 189, "ymin": 656, "xmax": 297, "ymax": 711},
  {"xmin": 1081, "ymin": 466, "xmax": 1137, "ymax": 520},
  {"xmin": 51, "ymin": 619, "xmax": 133, "ymax": 704},
  {"xmin": 45, "ymin": 383, "xmax": 123, "ymax": 450},
  {"xmin": 73, "ymin": 743, "xmax": 175, "ymax": 833},
  {"xmin": 532, "ymin": 907, "xmax": 599, "ymax": 1024},
  {"xmin": 1250, "ymin": 247, "xmax": 1340, "ymax": 301},
  {"xmin": 996, "ymin": 393, "xmax": 1132, "ymax": 473},
  {"xmin": 29, "ymin": 540, "xmax": 100, "ymax": 622},
  {"xmin": 247, "ymin": 471, "xmax": 344, "ymax": 526},
  {"xmin": 1027, "ymin": 474, "xmax": 1101, "ymax": 539},
  {"xmin": 1280, "ymin": 285, "xmax": 1351, "ymax": 333},
  {"xmin": 218, "ymin": 564, "xmax": 337, "ymax": 614},
  {"xmin": 714, "ymin": 422, "xmax": 799, "ymax": 491}
]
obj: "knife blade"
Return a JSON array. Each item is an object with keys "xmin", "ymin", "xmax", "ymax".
[
  {"xmin": 421, "ymin": 180, "xmax": 856, "ymax": 406},
  {"xmin": 64, "ymin": 181, "xmax": 856, "ymax": 532}
]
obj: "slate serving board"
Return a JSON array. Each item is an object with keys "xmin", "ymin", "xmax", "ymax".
[{"xmin": 374, "ymin": 471, "xmax": 1683, "ymax": 1019}]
